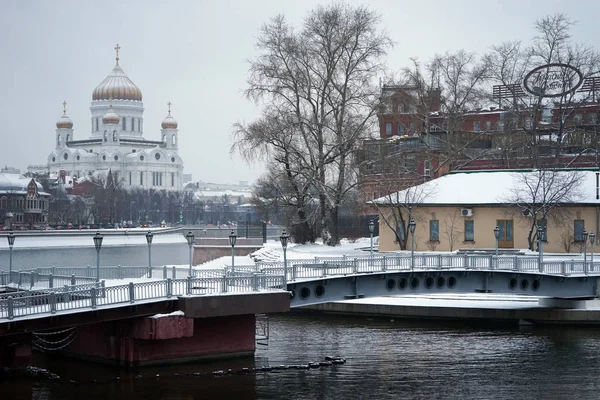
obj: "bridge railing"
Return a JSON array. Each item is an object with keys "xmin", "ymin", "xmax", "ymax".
[
  {"xmin": 251, "ymin": 253, "xmax": 600, "ymax": 281},
  {"xmin": 0, "ymin": 274, "xmax": 286, "ymax": 321}
]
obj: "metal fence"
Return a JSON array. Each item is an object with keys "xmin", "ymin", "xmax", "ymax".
[{"xmin": 0, "ymin": 274, "xmax": 285, "ymax": 320}]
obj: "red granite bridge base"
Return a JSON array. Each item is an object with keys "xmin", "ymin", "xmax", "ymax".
[
  {"xmin": 0, "ymin": 335, "xmax": 32, "ymax": 369},
  {"xmin": 63, "ymin": 314, "xmax": 257, "ymax": 367}
]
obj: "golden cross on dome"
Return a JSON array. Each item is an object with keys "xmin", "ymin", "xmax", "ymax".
[
  {"xmin": 167, "ymin": 101, "xmax": 172, "ymax": 114},
  {"xmin": 115, "ymin": 43, "xmax": 121, "ymax": 62},
  {"xmin": 62, "ymin": 100, "xmax": 67, "ymax": 115}
]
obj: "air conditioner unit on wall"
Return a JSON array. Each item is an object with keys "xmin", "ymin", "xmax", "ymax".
[{"xmin": 461, "ymin": 208, "xmax": 473, "ymax": 217}]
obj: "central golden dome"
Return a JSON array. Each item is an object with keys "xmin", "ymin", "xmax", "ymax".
[{"xmin": 92, "ymin": 49, "xmax": 142, "ymax": 101}]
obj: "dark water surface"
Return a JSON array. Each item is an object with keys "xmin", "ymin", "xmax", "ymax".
[{"xmin": 4, "ymin": 313, "xmax": 600, "ymax": 400}]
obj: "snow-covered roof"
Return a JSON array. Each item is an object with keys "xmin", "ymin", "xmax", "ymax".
[
  {"xmin": 0, "ymin": 173, "xmax": 47, "ymax": 195},
  {"xmin": 372, "ymin": 170, "xmax": 600, "ymax": 206}
]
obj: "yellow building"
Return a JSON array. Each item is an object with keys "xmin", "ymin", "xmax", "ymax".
[{"xmin": 373, "ymin": 170, "xmax": 600, "ymax": 253}]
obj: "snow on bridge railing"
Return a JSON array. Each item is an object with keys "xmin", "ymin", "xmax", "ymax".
[{"xmin": 0, "ymin": 274, "xmax": 286, "ymax": 321}]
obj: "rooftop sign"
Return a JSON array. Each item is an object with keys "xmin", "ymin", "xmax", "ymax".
[{"xmin": 523, "ymin": 63, "xmax": 583, "ymax": 98}]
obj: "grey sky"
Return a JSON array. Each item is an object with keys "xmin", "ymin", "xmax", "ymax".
[{"xmin": 0, "ymin": 0, "xmax": 597, "ymax": 185}]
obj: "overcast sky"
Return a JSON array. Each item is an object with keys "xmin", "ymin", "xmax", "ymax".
[{"xmin": 1, "ymin": 0, "xmax": 597, "ymax": 185}]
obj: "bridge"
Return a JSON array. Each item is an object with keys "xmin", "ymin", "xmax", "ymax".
[{"xmin": 2, "ymin": 253, "xmax": 600, "ymax": 322}]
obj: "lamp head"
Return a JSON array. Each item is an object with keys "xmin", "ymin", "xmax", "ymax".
[
  {"xmin": 368, "ymin": 220, "xmax": 375, "ymax": 234},
  {"xmin": 493, "ymin": 226, "xmax": 500, "ymax": 239},
  {"xmin": 185, "ymin": 230, "xmax": 195, "ymax": 246},
  {"xmin": 93, "ymin": 231, "xmax": 103, "ymax": 251},
  {"xmin": 146, "ymin": 230, "xmax": 153, "ymax": 244},
  {"xmin": 408, "ymin": 219, "xmax": 416, "ymax": 235},
  {"xmin": 280, "ymin": 230, "xmax": 289, "ymax": 249},
  {"xmin": 229, "ymin": 230, "xmax": 237, "ymax": 247},
  {"xmin": 590, "ymin": 232, "xmax": 595, "ymax": 244},
  {"xmin": 583, "ymin": 229, "xmax": 588, "ymax": 242},
  {"xmin": 7, "ymin": 231, "xmax": 15, "ymax": 247}
]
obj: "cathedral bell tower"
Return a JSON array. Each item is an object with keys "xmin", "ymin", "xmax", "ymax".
[
  {"xmin": 161, "ymin": 101, "xmax": 178, "ymax": 150},
  {"xmin": 55, "ymin": 101, "xmax": 74, "ymax": 149}
]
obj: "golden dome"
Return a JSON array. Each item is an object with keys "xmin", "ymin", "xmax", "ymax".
[
  {"xmin": 92, "ymin": 45, "xmax": 142, "ymax": 101},
  {"xmin": 102, "ymin": 102, "xmax": 120, "ymax": 125},
  {"xmin": 161, "ymin": 101, "xmax": 178, "ymax": 129},
  {"xmin": 56, "ymin": 101, "xmax": 73, "ymax": 129}
]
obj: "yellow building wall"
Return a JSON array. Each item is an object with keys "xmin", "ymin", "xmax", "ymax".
[{"xmin": 378, "ymin": 205, "xmax": 600, "ymax": 253}]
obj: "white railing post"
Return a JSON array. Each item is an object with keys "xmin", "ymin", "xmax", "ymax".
[
  {"xmin": 49, "ymin": 273, "xmax": 54, "ymax": 289},
  {"xmin": 252, "ymin": 273, "xmax": 259, "ymax": 291},
  {"xmin": 292, "ymin": 264, "xmax": 297, "ymax": 281},
  {"xmin": 186, "ymin": 276, "xmax": 192, "ymax": 295},
  {"xmin": 50, "ymin": 292, "xmax": 56, "ymax": 314},
  {"xmin": 71, "ymin": 274, "xmax": 76, "ymax": 286},
  {"xmin": 353, "ymin": 258, "xmax": 358, "ymax": 274},
  {"xmin": 7, "ymin": 296, "xmax": 14, "ymax": 320},
  {"xmin": 118, "ymin": 265, "xmax": 122, "ymax": 279},
  {"xmin": 91, "ymin": 287, "xmax": 97, "ymax": 309},
  {"xmin": 128, "ymin": 282, "xmax": 135, "ymax": 303},
  {"xmin": 167, "ymin": 278, "xmax": 173, "ymax": 298},
  {"xmin": 382, "ymin": 256, "xmax": 387, "ymax": 272},
  {"xmin": 163, "ymin": 266, "xmax": 167, "ymax": 279},
  {"xmin": 172, "ymin": 266, "xmax": 176, "ymax": 280},
  {"xmin": 221, "ymin": 274, "xmax": 228, "ymax": 293},
  {"xmin": 323, "ymin": 262, "xmax": 328, "ymax": 277}
]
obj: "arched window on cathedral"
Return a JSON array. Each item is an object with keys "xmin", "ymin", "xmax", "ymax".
[
  {"xmin": 66, "ymin": 134, "xmax": 70, "ymax": 142},
  {"xmin": 113, "ymin": 130, "xmax": 117, "ymax": 142},
  {"xmin": 162, "ymin": 133, "xmax": 166, "ymax": 142},
  {"xmin": 95, "ymin": 118, "xmax": 99, "ymax": 131},
  {"xmin": 57, "ymin": 134, "xmax": 61, "ymax": 146},
  {"xmin": 104, "ymin": 130, "xmax": 107, "ymax": 142},
  {"xmin": 122, "ymin": 118, "xmax": 126, "ymax": 131},
  {"xmin": 171, "ymin": 135, "xmax": 176, "ymax": 145}
]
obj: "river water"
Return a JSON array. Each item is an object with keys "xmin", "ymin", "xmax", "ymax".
[{"xmin": 4, "ymin": 245, "xmax": 600, "ymax": 399}]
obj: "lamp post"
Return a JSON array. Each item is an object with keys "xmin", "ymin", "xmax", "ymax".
[
  {"xmin": 582, "ymin": 229, "xmax": 588, "ymax": 274},
  {"xmin": 280, "ymin": 230, "xmax": 289, "ymax": 286},
  {"xmin": 590, "ymin": 232, "xmax": 596, "ymax": 272},
  {"xmin": 229, "ymin": 230, "xmax": 237, "ymax": 275},
  {"xmin": 146, "ymin": 230, "xmax": 153, "ymax": 278},
  {"xmin": 93, "ymin": 231, "xmax": 103, "ymax": 282},
  {"xmin": 409, "ymin": 219, "xmax": 416, "ymax": 271},
  {"xmin": 185, "ymin": 230, "xmax": 195, "ymax": 277},
  {"xmin": 368, "ymin": 220, "xmax": 375, "ymax": 259},
  {"xmin": 7, "ymin": 231, "xmax": 15, "ymax": 280},
  {"xmin": 537, "ymin": 225, "xmax": 546, "ymax": 272},
  {"xmin": 493, "ymin": 226, "xmax": 500, "ymax": 270}
]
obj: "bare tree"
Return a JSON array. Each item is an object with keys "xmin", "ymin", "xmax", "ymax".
[
  {"xmin": 371, "ymin": 178, "xmax": 437, "ymax": 250},
  {"xmin": 503, "ymin": 169, "xmax": 584, "ymax": 250},
  {"xmin": 234, "ymin": 3, "xmax": 392, "ymax": 245},
  {"xmin": 444, "ymin": 209, "xmax": 462, "ymax": 252}
]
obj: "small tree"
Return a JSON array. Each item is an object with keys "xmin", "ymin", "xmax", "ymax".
[{"xmin": 444, "ymin": 209, "xmax": 462, "ymax": 252}]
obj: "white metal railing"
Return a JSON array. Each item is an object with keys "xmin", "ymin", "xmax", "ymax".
[{"xmin": 0, "ymin": 274, "xmax": 285, "ymax": 321}]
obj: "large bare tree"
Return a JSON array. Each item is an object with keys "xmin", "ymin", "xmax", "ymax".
[{"xmin": 233, "ymin": 3, "xmax": 392, "ymax": 245}]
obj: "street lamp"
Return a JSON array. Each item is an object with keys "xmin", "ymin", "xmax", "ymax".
[
  {"xmin": 185, "ymin": 230, "xmax": 195, "ymax": 277},
  {"xmin": 146, "ymin": 230, "xmax": 153, "ymax": 278},
  {"xmin": 280, "ymin": 230, "xmax": 289, "ymax": 286},
  {"xmin": 229, "ymin": 230, "xmax": 237, "ymax": 275},
  {"xmin": 368, "ymin": 220, "xmax": 375, "ymax": 259},
  {"xmin": 93, "ymin": 231, "xmax": 103, "ymax": 282},
  {"xmin": 493, "ymin": 226, "xmax": 500, "ymax": 269},
  {"xmin": 582, "ymin": 229, "xmax": 588, "ymax": 274},
  {"xmin": 537, "ymin": 225, "xmax": 546, "ymax": 272},
  {"xmin": 408, "ymin": 219, "xmax": 416, "ymax": 271},
  {"xmin": 590, "ymin": 232, "xmax": 596, "ymax": 272},
  {"xmin": 7, "ymin": 231, "xmax": 15, "ymax": 281}
]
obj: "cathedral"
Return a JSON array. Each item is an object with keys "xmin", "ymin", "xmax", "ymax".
[{"xmin": 47, "ymin": 44, "xmax": 184, "ymax": 192}]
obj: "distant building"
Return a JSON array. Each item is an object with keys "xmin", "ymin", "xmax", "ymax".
[
  {"xmin": 0, "ymin": 173, "xmax": 50, "ymax": 229},
  {"xmin": 45, "ymin": 44, "xmax": 184, "ymax": 192}
]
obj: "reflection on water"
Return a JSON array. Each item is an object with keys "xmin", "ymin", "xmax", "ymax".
[{"xmin": 4, "ymin": 313, "xmax": 600, "ymax": 400}]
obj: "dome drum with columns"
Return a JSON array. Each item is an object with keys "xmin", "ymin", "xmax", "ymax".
[{"xmin": 46, "ymin": 45, "xmax": 183, "ymax": 192}]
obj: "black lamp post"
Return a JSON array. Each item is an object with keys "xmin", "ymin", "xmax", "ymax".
[
  {"xmin": 583, "ymin": 229, "xmax": 589, "ymax": 273},
  {"xmin": 537, "ymin": 225, "xmax": 546, "ymax": 272},
  {"xmin": 185, "ymin": 230, "xmax": 195, "ymax": 277},
  {"xmin": 229, "ymin": 230, "xmax": 237, "ymax": 275},
  {"xmin": 93, "ymin": 231, "xmax": 103, "ymax": 282},
  {"xmin": 493, "ymin": 226, "xmax": 500, "ymax": 269},
  {"xmin": 408, "ymin": 219, "xmax": 416, "ymax": 270},
  {"xmin": 146, "ymin": 230, "xmax": 153, "ymax": 278},
  {"xmin": 280, "ymin": 230, "xmax": 289, "ymax": 285},
  {"xmin": 7, "ymin": 231, "xmax": 15, "ymax": 280},
  {"xmin": 590, "ymin": 232, "xmax": 596, "ymax": 272},
  {"xmin": 368, "ymin": 220, "xmax": 375, "ymax": 259}
]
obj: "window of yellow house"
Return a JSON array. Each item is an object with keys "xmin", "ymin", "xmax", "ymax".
[
  {"xmin": 574, "ymin": 220, "xmax": 585, "ymax": 242},
  {"xmin": 464, "ymin": 220, "xmax": 474, "ymax": 241},
  {"xmin": 429, "ymin": 220, "xmax": 439, "ymax": 241}
]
